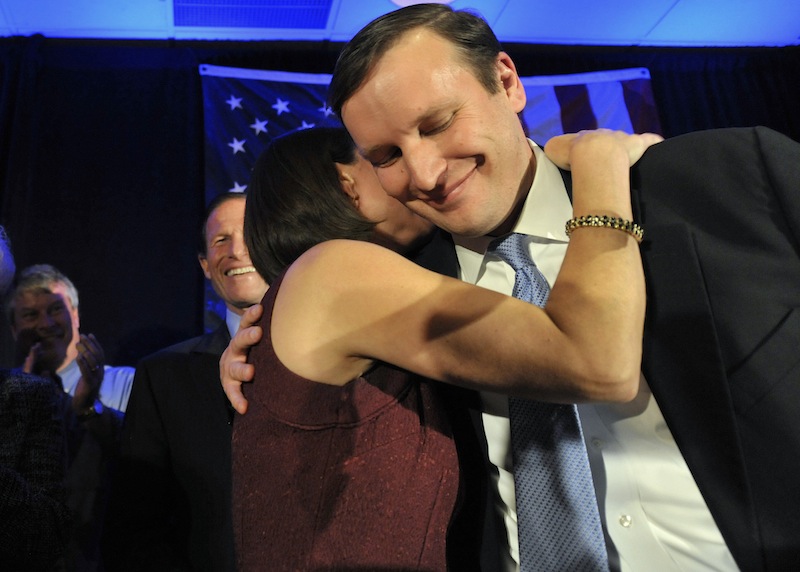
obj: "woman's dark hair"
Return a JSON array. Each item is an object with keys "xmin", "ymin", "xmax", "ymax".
[
  {"xmin": 329, "ymin": 3, "xmax": 502, "ymax": 117},
  {"xmin": 244, "ymin": 127, "xmax": 376, "ymax": 283}
]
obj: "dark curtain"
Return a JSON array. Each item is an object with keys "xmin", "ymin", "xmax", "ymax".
[
  {"xmin": 1, "ymin": 36, "xmax": 798, "ymax": 367},
  {"xmin": 0, "ymin": 37, "xmax": 206, "ymax": 367}
]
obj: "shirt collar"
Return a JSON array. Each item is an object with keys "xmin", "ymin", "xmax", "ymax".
[{"xmin": 225, "ymin": 308, "xmax": 242, "ymax": 339}]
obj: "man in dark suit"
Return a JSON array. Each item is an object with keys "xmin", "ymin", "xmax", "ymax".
[
  {"xmin": 223, "ymin": 5, "xmax": 799, "ymax": 570},
  {"xmin": 330, "ymin": 8, "xmax": 800, "ymax": 569},
  {"xmin": 102, "ymin": 192, "xmax": 269, "ymax": 571}
]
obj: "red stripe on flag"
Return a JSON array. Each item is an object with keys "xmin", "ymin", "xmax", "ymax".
[{"xmin": 554, "ymin": 84, "xmax": 598, "ymax": 133}]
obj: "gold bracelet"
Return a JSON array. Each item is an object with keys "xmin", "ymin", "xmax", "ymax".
[{"xmin": 565, "ymin": 215, "xmax": 644, "ymax": 243}]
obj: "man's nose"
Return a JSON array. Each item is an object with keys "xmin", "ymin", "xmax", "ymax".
[
  {"xmin": 37, "ymin": 312, "xmax": 58, "ymax": 331},
  {"xmin": 405, "ymin": 142, "xmax": 446, "ymax": 194},
  {"xmin": 229, "ymin": 234, "xmax": 248, "ymax": 258}
]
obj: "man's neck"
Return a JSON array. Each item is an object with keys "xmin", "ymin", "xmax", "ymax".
[{"xmin": 485, "ymin": 146, "xmax": 537, "ymax": 238}]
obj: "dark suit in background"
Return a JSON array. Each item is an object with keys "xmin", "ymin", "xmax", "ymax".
[{"xmin": 102, "ymin": 324, "xmax": 235, "ymax": 571}]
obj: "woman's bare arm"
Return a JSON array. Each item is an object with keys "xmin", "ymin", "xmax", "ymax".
[
  {"xmin": 272, "ymin": 131, "xmax": 657, "ymax": 403},
  {"xmin": 222, "ymin": 130, "xmax": 660, "ymax": 412}
]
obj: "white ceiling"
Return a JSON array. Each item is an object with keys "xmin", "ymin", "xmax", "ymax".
[{"xmin": 1, "ymin": 0, "xmax": 798, "ymax": 47}]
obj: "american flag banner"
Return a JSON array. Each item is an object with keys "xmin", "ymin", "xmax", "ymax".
[
  {"xmin": 199, "ymin": 65, "xmax": 341, "ymax": 329},
  {"xmin": 200, "ymin": 64, "xmax": 341, "ymax": 205},
  {"xmin": 199, "ymin": 64, "xmax": 661, "ymax": 327},
  {"xmin": 200, "ymin": 64, "xmax": 661, "ymax": 201},
  {"xmin": 519, "ymin": 67, "xmax": 662, "ymax": 143}
]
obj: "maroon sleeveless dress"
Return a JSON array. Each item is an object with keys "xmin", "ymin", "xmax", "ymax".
[{"xmin": 231, "ymin": 272, "xmax": 477, "ymax": 571}]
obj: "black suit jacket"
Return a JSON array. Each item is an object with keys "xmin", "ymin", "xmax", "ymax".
[
  {"xmin": 563, "ymin": 126, "xmax": 800, "ymax": 571},
  {"xmin": 103, "ymin": 324, "xmax": 235, "ymax": 571}
]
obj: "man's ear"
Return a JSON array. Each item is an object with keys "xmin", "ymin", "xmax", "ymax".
[
  {"xmin": 497, "ymin": 51, "xmax": 527, "ymax": 113},
  {"xmin": 335, "ymin": 162, "xmax": 359, "ymax": 207},
  {"xmin": 198, "ymin": 255, "xmax": 212, "ymax": 280},
  {"xmin": 70, "ymin": 304, "xmax": 81, "ymax": 331}
]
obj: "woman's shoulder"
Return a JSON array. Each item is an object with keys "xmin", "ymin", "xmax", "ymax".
[
  {"xmin": 288, "ymin": 240, "xmax": 409, "ymax": 283},
  {"xmin": 301, "ymin": 238, "xmax": 398, "ymax": 260}
]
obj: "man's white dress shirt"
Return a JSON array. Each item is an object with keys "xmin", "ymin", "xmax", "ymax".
[
  {"xmin": 226, "ymin": 308, "xmax": 243, "ymax": 340},
  {"xmin": 59, "ymin": 359, "xmax": 134, "ymax": 412}
]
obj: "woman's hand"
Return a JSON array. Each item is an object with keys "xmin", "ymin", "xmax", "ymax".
[
  {"xmin": 220, "ymin": 303, "xmax": 264, "ymax": 415},
  {"xmin": 544, "ymin": 129, "xmax": 664, "ymax": 170}
]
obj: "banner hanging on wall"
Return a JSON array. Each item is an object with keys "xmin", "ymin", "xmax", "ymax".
[{"xmin": 200, "ymin": 63, "xmax": 661, "ymax": 201}]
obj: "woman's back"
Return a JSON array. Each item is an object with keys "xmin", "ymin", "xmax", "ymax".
[{"xmin": 231, "ymin": 271, "xmax": 478, "ymax": 571}]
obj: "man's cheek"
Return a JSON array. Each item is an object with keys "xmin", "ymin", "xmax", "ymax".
[{"xmin": 377, "ymin": 171, "xmax": 408, "ymax": 202}]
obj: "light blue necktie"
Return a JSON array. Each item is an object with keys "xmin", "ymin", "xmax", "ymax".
[{"xmin": 489, "ymin": 232, "xmax": 609, "ymax": 572}]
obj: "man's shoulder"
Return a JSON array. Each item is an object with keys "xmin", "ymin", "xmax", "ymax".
[
  {"xmin": 105, "ymin": 364, "xmax": 135, "ymax": 379},
  {"xmin": 154, "ymin": 334, "xmax": 210, "ymax": 356},
  {"xmin": 138, "ymin": 326, "xmax": 229, "ymax": 367},
  {"xmin": 131, "ymin": 328, "xmax": 229, "ymax": 400},
  {"xmin": 646, "ymin": 126, "xmax": 791, "ymax": 157}
]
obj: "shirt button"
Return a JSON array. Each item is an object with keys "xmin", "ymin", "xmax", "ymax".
[
  {"xmin": 619, "ymin": 514, "xmax": 633, "ymax": 528},
  {"xmin": 591, "ymin": 438, "xmax": 604, "ymax": 449}
]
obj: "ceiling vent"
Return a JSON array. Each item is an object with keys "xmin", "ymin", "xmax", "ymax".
[{"xmin": 174, "ymin": 0, "xmax": 332, "ymax": 29}]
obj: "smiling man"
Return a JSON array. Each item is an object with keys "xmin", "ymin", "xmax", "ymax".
[
  {"xmin": 9, "ymin": 264, "xmax": 134, "ymax": 416},
  {"xmin": 326, "ymin": 6, "xmax": 800, "ymax": 571},
  {"xmin": 199, "ymin": 192, "xmax": 268, "ymax": 325},
  {"xmin": 220, "ymin": 5, "xmax": 800, "ymax": 571},
  {"xmin": 8, "ymin": 263, "xmax": 131, "ymax": 571},
  {"xmin": 11, "ymin": 286, "xmax": 73, "ymax": 377},
  {"xmin": 103, "ymin": 192, "xmax": 268, "ymax": 571}
]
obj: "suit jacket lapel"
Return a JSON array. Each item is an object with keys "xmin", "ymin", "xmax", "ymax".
[
  {"xmin": 638, "ymin": 220, "xmax": 738, "ymax": 460},
  {"xmin": 635, "ymin": 192, "xmax": 759, "ymax": 570},
  {"xmin": 193, "ymin": 323, "xmax": 231, "ymax": 356},
  {"xmin": 563, "ymin": 168, "xmax": 757, "ymax": 566}
]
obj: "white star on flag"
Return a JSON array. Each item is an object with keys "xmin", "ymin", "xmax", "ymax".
[
  {"xmin": 229, "ymin": 181, "xmax": 247, "ymax": 193},
  {"xmin": 226, "ymin": 95, "xmax": 243, "ymax": 110},
  {"xmin": 228, "ymin": 138, "xmax": 246, "ymax": 154},
  {"xmin": 272, "ymin": 98, "xmax": 290, "ymax": 115},
  {"xmin": 299, "ymin": 121, "xmax": 315, "ymax": 130},
  {"xmin": 318, "ymin": 104, "xmax": 334, "ymax": 118},
  {"xmin": 250, "ymin": 118, "xmax": 268, "ymax": 135}
]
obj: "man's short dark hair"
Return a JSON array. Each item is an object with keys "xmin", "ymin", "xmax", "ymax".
[{"xmin": 329, "ymin": 3, "xmax": 502, "ymax": 117}]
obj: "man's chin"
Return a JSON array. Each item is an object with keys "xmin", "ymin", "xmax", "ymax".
[
  {"xmin": 228, "ymin": 298, "xmax": 263, "ymax": 313},
  {"xmin": 234, "ymin": 291, "xmax": 268, "ymax": 307}
]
